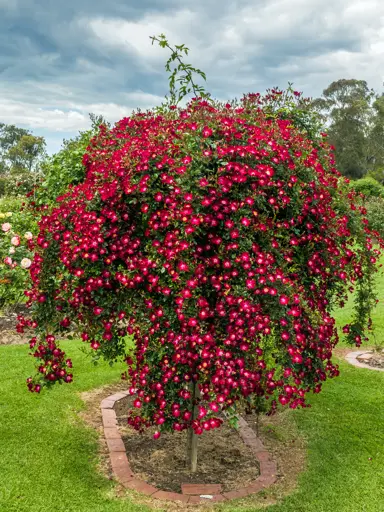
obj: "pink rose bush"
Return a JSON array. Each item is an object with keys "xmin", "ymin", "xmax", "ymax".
[{"xmin": 0, "ymin": 202, "xmax": 36, "ymax": 308}]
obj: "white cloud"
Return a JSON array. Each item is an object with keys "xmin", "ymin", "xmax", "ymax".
[
  {"xmin": 86, "ymin": 10, "xmax": 197, "ymax": 61},
  {"xmin": 0, "ymin": 100, "xmax": 88, "ymax": 131},
  {"xmin": 0, "ymin": 92, "xmax": 164, "ymax": 133}
]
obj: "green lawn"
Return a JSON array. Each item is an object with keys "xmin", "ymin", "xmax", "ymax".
[
  {"xmin": 223, "ymin": 360, "xmax": 384, "ymax": 512},
  {"xmin": 335, "ymin": 260, "xmax": 384, "ymax": 349},
  {"xmin": 0, "ymin": 341, "xmax": 149, "ymax": 512},
  {"xmin": 0, "ymin": 320, "xmax": 383, "ymax": 511}
]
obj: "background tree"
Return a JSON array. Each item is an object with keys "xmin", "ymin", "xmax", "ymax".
[
  {"xmin": 0, "ymin": 123, "xmax": 46, "ymax": 196},
  {"xmin": 366, "ymin": 95, "xmax": 384, "ymax": 178},
  {"xmin": 312, "ymin": 79, "xmax": 376, "ymax": 178}
]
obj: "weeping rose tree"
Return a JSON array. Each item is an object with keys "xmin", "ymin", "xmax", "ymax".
[{"xmin": 22, "ymin": 35, "xmax": 382, "ymax": 472}]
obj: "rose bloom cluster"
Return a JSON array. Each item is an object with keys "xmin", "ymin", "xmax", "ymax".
[
  {"xmin": 1, "ymin": 222, "xmax": 33, "ymax": 269},
  {"xmin": 23, "ymin": 93, "xmax": 382, "ymax": 437}
]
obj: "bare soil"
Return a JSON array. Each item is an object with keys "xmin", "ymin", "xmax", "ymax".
[
  {"xmin": 80, "ymin": 385, "xmax": 307, "ymax": 510},
  {"xmin": 115, "ymin": 395, "xmax": 259, "ymax": 493},
  {"xmin": 358, "ymin": 349, "xmax": 384, "ymax": 369}
]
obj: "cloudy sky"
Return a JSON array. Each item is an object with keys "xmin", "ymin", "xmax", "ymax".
[{"xmin": 1, "ymin": 0, "xmax": 384, "ymax": 153}]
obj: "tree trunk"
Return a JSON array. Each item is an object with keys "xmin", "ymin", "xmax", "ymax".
[
  {"xmin": 256, "ymin": 411, "xmax": 260, "ymax": 437},
  {"xmin": 187, "ymin": 380, "xmax": 199, "ymax": 473}
]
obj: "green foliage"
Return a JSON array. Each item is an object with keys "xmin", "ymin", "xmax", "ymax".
[
  {"xmin": 35, "ymin": 114, "xmax": 108, "ymax": 207},
  {"xmin": 0, "ymin": 124, "xmax": 31, "ymax": 153},
  {"xmin": 150, "ymin": 34, "xmax": 210, "ymax": 108},
  {"xmin": 367, "ymin": 167, "xmax": 384, "ymax": 184},
  {"xmin": 255, "ymin": 84, "xmax": 324, "ymax": 141},
  {"xmin": 6, "ymin": 134, "xmax": 46, "ymax": 173},
  {"xmin": 365, "ymin": 197, "xmax": 384, "ymax": 238},
  {"xmin": 350, "ymin": 177, "xmax": 384, "ymax": 198},
  {"xmin": 367, "ymin": 95, "xmax": 384, "ymax": 173},
  {"xmin": 0, "ymin": 197, "xmax": 37, "ymax": 309},
  {"xmin": 312, "ymin": 79, "xmax": 382, "ymax": 179},
  {"xmin": 0, "ymin": 124, "xmax": 46, "ymax": 197}
]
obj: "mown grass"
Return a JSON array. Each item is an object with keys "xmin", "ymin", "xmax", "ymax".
[
  {"xmin": 0, "ymin": 341, "xmax": 149, "ymax": 512},
  {"xmin": 223, "ymin": 359, "xmax": 384, "ymax": 512},
  {"xmin": 335, "ymin": 259, "xmax": 384, "ymax": 349},
  {"xmin": 0, "ymin": 277, "xmax": 383, "ymax": 512}
]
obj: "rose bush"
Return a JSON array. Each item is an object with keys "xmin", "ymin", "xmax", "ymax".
[
  {"xmin": 18, "ymin": 38, "xmax": 382, "ymax": 474},
  {"xmin": 23, "ymin": 88, "xmax": 382, "ymax": 439},
  {"xmin": 0, "ymin": 197, "xmax": 36, "ymax": 310}
]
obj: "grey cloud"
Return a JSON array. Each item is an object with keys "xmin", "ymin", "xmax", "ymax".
[{"xmin": 1, "ymin": 0, "xmax": 383, "ymax": 152}]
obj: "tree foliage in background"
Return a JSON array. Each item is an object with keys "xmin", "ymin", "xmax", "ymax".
[
  {"xmin": 0, "ymin": 123, "xmax": 46, "ymax": 196},
  {"xmin": 33, "ymin": 114, "xmax": 109, "ymax": 208},
  {"xmin": 0, "ymin": 116, "xmax": 106, "ymax": 310},
  {"xmin": 350, "ymin": 177, "xmax": 384, "ymax": 199},
  {"xmin": 312, "ymin": 79, "xmax": 384, "ymax": 179}
]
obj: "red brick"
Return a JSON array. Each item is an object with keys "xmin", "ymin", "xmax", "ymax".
[
  {"xmin": 209, "ymin": 494, "xmax": 228, "ymax": 503},
  {"xmin": 245, "ymin": 481, "xmax": 264, "ymax": 494},
  {"xmin": 152, "ymin": 490, "xmax": 190, "ymax": 503},
  {"xmin": 256, "ymin": 451, "xmax": 271, "ymax": 462},
  {"xmin": 222, "ymin": 488, "xmax": 250, "ymax": 500},
  {"xmin": 110, "ymin": 452, "xmax": 129, "ymax": 468},
  {"xmin": 108, "ymin": 392, "xmax": 129, "ymax": 401},
  {"xmin": 104, "ymin": 427, "xmax": 121, "ymax": 439},
  {"xmin": 260, "ymin": 460, "xmax": 277, "ymax": 476},
  {"xmin": 237, "ymin": 417, "xmax": 248, "ymax": 428},
  {"xmin": 181, "ymin": 483, "xmax": 222, "ymax": 495},
  {"xmin": 188, "ymin": 494, "xmax": 227, "ymax": 503},
  {"xmin": 242, "ymin": 436, "xmax": 265, "ymax": 452},
  {"xmin": 107, "ymin": 438, "xmax": 126, "ymax": 452},
  {"xmin": 187, "ymin": 496, "xmax": 204, "ymax": 504},
  {"xmin": 257, "ymin": 474, "xmax": 277, "ymax": 487},
  {"xmin": 101, "ymin": 399, "xmax": 115, "ymax": 409},
  {"xmin": 114, "ymin": 464, "xmax": 135, "ymax": 483},
  {"xmin": 102, "ymin": 409, "xmax": 117, "ymax": 428},
  {"xmin": 123, "ymin": 479, "xmax": 158, "ymax": 495}
]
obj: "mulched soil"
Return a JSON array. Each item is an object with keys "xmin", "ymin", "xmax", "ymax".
[
  {"xmin": 358, "ymin": 349, "xmax": 384, "ymax": 369},
  {"xmin": 369, "ymin": 352, "xmax": 384, "ymax": 368},
  {"xmin": 114, "ymin": 395, "xmax": 259, "ymax": 493},
  {"xmin": 79, "ymin": 384, "xmax": 307, "ymax": 510}
]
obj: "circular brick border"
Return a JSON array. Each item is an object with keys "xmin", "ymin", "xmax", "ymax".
[
  {"xmin": 101, "ymin": 391, "xmax": 277, "ymax": 505},
  {"xmin": 345, "ymin": 351, "xmax": 384, "ymax": 372}
]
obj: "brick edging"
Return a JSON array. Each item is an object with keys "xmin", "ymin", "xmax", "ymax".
[{"xmin": 101, "ymin": 392, "xmax": 277, "ymax": 505}]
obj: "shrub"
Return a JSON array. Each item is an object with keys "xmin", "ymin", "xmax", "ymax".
[
  {"xmin": 350, "ymin": 177, "xmax": 384, "ymax": 199},
  {"xmin": 33, "ymin": 115, "xmax": 109, "ymax": 208},
  {"xmin": 367, "ymin": 168, "xmax": 384, "ymax": 185},
  {"xmin": 365, "ymin": 197, "xmax": 384, "ymax": 239},
  {"xmin": 25, "ymin": 95, "xmax": 381, "ymax": 404},
  {"xmin": 0, "ymin": 197, "xmax": 36, "ymax": 310}
]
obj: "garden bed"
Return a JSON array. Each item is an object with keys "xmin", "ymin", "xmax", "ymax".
[
  {"xmin": 357, "ymin": 349, "xmax": 384, "ymax": 369},
  {"xmin": 114, "ymin": 395, "xmax": 259, "ymax": 493},
  {"xmin": 0, "ymin": 304, "xmax": 31, "ymax": 345}
]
